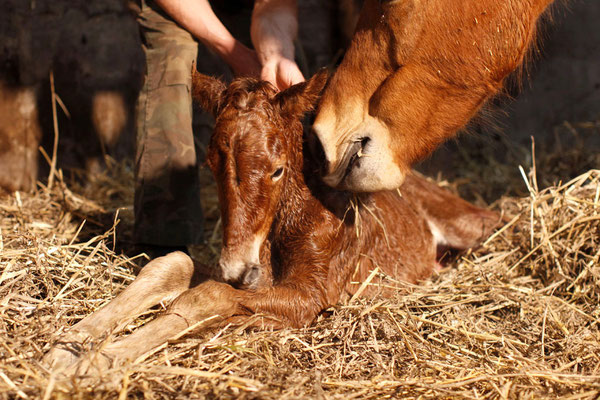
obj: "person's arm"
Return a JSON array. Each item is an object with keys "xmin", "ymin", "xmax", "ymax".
[
  {"xmin": 154, "ymin": 0, "xmax": 261, "ymax": 77},
  {"xmin": 251, "ymin": 0, "xmax": 304, "ymax": 90}
]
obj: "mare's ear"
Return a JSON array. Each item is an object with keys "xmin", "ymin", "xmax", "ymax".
[
  {"xmin": 192, "ymin": 70, "xmax": 226, "ymax": 117},
  {"xmin": 274, "ymin": 68, "xmax": 329, "ymax": 119}
]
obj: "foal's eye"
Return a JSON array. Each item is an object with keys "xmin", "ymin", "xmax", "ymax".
[{"xmin": 271, "ymin": 167, "xmax": 284, "ymax": 181}]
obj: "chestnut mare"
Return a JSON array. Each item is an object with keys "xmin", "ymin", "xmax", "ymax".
[
  {"xmin": 313, "ymin": 0, "xmax": 556, "ymax": 192},
  {"xmin": 44, "ymin": 71, "xmax": 498, "ymax": 374}
]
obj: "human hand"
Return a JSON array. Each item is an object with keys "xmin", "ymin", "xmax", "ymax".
[
  {"xmin": 223, "ymin": 40, "xmax": 262, "ymax": 78},
  {"xmin": 261, "ymin": 57, "xmax": 304, "ymax": 91}
]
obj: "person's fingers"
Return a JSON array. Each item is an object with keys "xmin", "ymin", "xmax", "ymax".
[
  {"xmin": 260, "ymin": 58, "xmax": 305, "ymax": 91},
  {"xmin": 260, "ymin": 62, "xmax": 278, "ymax": 88},
  {"xmin": 276, "ymin": 59, "xmax": 304, "ymax": 90}
]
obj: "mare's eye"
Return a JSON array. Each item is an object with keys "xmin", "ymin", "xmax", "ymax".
[{"xmin": 271, "ymin": 167, "xmax": 284, "ymax": 182}]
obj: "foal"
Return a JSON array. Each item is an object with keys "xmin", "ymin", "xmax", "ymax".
[{"xmin": 44, "ymin": 71, "xmax": 498, "ymax": 373}]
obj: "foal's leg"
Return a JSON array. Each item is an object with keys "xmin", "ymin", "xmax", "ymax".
[
  {"xmin": 44, "ymin": 252, "xmax": 202, "ymax": 371},
  {"xmin": 65, "ymin": 280, "xmax": 243, "ymax": 373},
  {"xmin": 402, "ymin": 172, "xmax": 501, "ymax": 249},
  {"xmin": 68, "ymin": 279, "xmax": 328, "ymax": 372}
]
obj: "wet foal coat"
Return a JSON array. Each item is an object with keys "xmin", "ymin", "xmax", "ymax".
[{"xmin": 44, "ymin": 72, "xmax": 498, "ymax": 374}]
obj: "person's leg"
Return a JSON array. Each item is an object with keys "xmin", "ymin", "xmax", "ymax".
[{"xmin": 134, "ymin": 0, "xmax": 203, "ymax": 249}]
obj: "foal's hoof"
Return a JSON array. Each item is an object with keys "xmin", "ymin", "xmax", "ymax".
[
  {"xmin": 69, "ymin": 351, "xmax": 115, "ymax": 377},
  {"xmin": 44, "ymin": 331, "xmax": 115, "ymax": 377},
  {"xmin": 43, "ymin": 331, "xmax": 89, "ymax": 372}
]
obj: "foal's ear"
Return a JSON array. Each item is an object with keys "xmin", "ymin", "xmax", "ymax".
[
  {"xmin": 274, "ymin": 68, "xmax": 329, "ymax": 119},
  {"xmin": 192, "ymin": 70, "xmax": 226, "ymax": 117}
]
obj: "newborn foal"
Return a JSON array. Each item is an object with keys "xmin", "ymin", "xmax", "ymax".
[{"xmin": 44, "ymin": 71, "xmax": 498, "ymax": 373}]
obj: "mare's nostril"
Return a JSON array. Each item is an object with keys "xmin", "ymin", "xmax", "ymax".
[
  {"xmin": 360, "ymin": 136, "xmax": 370, "ymax": 150},
  {"xmin": 354, "ymin": 137, "xmax": 371, "ymax": 169}
]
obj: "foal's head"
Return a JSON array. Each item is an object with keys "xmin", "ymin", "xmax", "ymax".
[{"xmin": 193, "ymin": 71, "xmax": 327, "ymax": 285}]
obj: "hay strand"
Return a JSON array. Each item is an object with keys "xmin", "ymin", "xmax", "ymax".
[{"xmin": 1, "ymin": 156, "xmax": 600, "ymax": 398}]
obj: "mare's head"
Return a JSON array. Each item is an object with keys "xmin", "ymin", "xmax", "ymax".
[
  {"xmin": 313, "ymin": 0, "xmax": 551, "ymax": 192},
  {"xmin": 193, "ymin": 71, "xmax": 327, "ymax": 285}
]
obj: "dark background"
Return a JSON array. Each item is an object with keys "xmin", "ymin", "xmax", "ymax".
[{"xmin": 0, "ymin": 0, "xmax": 598, "ymax": 199}]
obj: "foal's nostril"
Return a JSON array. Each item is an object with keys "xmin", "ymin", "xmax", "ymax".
[
  {"xmin": 241, "ymin": 263, "xmax": 264, "ymax": 290},
  {"xmin": 243, "ymin": 265, "xmax": 259, "ymax": 285}
]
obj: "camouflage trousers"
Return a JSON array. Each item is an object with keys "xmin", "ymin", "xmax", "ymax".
[{"xmin": 134, "ymin": 0, "xmax": 203, "ymax": 246}]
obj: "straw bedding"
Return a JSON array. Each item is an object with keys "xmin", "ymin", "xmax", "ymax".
[{"xmin": 1, "ymin": 137, "xmax": 599, "ymax": 399}]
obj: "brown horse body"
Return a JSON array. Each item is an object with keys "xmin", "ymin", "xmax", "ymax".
[
  {"xmin": 44, "ymin": 72, "xmax": 498, "ymax": 374},
  {"xmin": 314, "ymin": 0, "xmax": 556, "ymax": 192}
]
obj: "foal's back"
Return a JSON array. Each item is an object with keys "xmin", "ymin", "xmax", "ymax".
[{"xmin": 342, "ymin": 173, "xmax": 499, "ymax": 297}]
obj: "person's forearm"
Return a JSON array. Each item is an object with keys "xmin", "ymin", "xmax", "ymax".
[
  {"xmin": 154, "ymin": 0, "xmax": 235, "ymax": 58},
  {"xmin": 155, "ymin": 0, "xmax": 261, "ymax": 76},
  {"xmin": 251, "ymin": 0, "xmax": 298, "ymax": 65}
]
